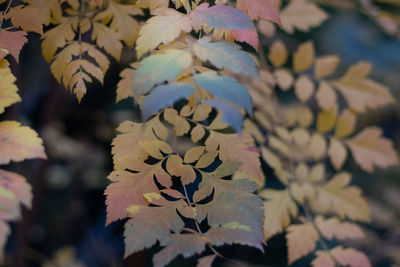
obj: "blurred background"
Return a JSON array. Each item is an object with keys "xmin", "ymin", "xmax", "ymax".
[{"xmin": 1, "ymin": 1, "xmax": 400, "ymax": 266}]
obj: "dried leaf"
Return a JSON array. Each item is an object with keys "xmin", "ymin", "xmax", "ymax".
[
  {"xmin": 346, "ymin": 127, "xmax": 399, "ymax": 173},
  {"xmin": 315, "ymin": 216, "xmax": 365, "ymax": 240},
  {"xmin": 335, "ymin": 109, "xmax": 356, "ymax": 138},
  {"xmin": 259, "ymin": 189, "xmax": 298, "ymax": 239},
  {"xmin": 314, "ymin": 55, "xmax": 340, "ymax": 79},
  {"xmin": 287, "ymin": 222, "xmax": 318, "ymax": 264},
  {"xmin": 293, "ymin": 41, "xmax": 315, "ymax": 72},
  {"xmin": 310, "ymin": 172, "xmax": 370, "ymax": 221},
  {"xmin": 294, "ymin": 75, "xmax": 315, "ymax": 102},
  {"xmin": 316, "ymin": 81, "xmax": 336, "ymax": 111},
  {"xmin": 334, "ymin": 62, "xmax": 395, "ymax": 112},
  {"xmin": 268, "ymin": 40, "xmax": 288, "ymax": 67},
  {"xmin": 136, "ymin": 8, "xmax": 191, "ymax": 58},
  {"xmin": 0, "ymin": 121, "xmax": 46, "ymax": 165},
  {"xmin": 0, "ymin": 60, "xmax": 21, "ymax": 113},
  {"xmin": 280, "ymin": 0, "xmax": 328, "ymax": 33},
  {"xmin": 328, "ymin": 137, "xmax": 348, "ymax": 171}
]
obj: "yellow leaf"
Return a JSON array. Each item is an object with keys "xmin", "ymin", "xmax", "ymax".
[
  {"xmin": 134, "ymin": 0, "xmax": 169, "ymax": 11},
  {"xmin": 260, "ymin": 146, "xmax": 281, "ymax": 170},
  {"xmin": 259, "ymin": 189, "xmax": 298, "ymax": 239},
  {"xmin": 0, "ymin": 60, "xmax": 21, "ymax": 114},
  {"xmin": 334, "ymin": 62, "xmax": 395, "ymax": 112},
  {"xmin": 268, "ymin": 40, "xmax": 288, "ymax": 67},
  {"xmin": 280, "ymin": 0, "xmax": 328, "ymax": 33},
  {"xmin": 328, "ymin": 137, "xmax": 348, "ymax": 171},
  {"xmin": 291, "ymin": 128, "xmax": 310, "ymax": 147},
  {"xmin": 286, "ymin": 222, "xmax": 318, "ymax": 264},
  {"xmin": 317, "ymin": 105, "xmax": 337, "ymax": 133},
  {"xmin": 136, "ymin": 8, "xmax": 192, "ymax": 58},
  {"xmin": 316, "ymin": 81, "xmax": 336, "ymax": 111},
  {"xmin": 180, "ymin": 165, "xmax": 196, "ymax": 185},
  {"xmin": 184, "ymin": 146, "xmax": 205, "ymax": 163},
  {"xmin": 346, "ymin": 127, "xmax": 399, "ymax": 173},
  {"xmin": 335, "ymin": 109, "xmax": 356, "ymax": 138},
  {"xmin": 310, "ymin": 172, "xmax": 370, "ymax": 221},
  {"xmin": 243, "ymin": 119, "xmax": 264, "ymax": 143},
  {"xmin": 275, "ymin": 126, "xmax": 291, "ymax": 143},
  {"xmin": 314, "ymin": 55, "xmax": 340, "ymax": 79},
  {"xmin": 297, "ymin": 106, "xmax": 314, "ymax": 128},
  {"xmin": 261, "ymin": 146, "xmax": 288, "ymax": 185},
  {"xmin": 293, "ymin": 41, "xmax": 315, "ymax": 72},
  {"xmin": 173, "ymin": 116, "xmax": 191, "ymax": 136},
  {"xmin": 112, "ymin": 119, "xmax": 166, "ymax": 171},
  {"xmin": 139, "ymin": 140, "xmax": 172, "ymax": 159},
  {"xmin": 92, "ymin": 22, "xmax": 123, "ymax": 60},
  {"xmin": 269, "ymin": 136, "xmax": 290, "ymax": 157},
  {"xmin": 295, "ymin": 162, "xmax": 308, "ymax": 181},
  {"xmin": 94, "ymin": 2, "xmax": 142, "ymax": 47},
  {"xmin": 166, "ymin": 155, "xmax": 183, "ymax": 176},
  {"xmin": 309, "ymin": 163, "xmax": 325, "ymax": 182},
  {"xmin": 315, "ymin": 216, "xmax": 365, "ymax": 240},
  {"xmin": 0, "ymin": 121, "xmax": 46, "ymax": 164},
  {"xmin": 190, "ymin": 124, "xmax": 205, "ymax": 143},
  {"xmin": 193, "ymin": 103, "xmax": 212, "ymax": 122},
  {"xmin": 29, "ymin": 0, "xmax": 62, "ymax": 26},
  {"xmin": 273, "ymin": 68, "xmax": 293, "ymax": 91},
  {"xmin": 42, "ymin": 17, "xmax": 77, "ymax": 62},
  {"xmin": 294, "ymin": 75, "xmax": 315, "ymax": 102},
  {"xmin": 309, "ymin": 133, "xmax": 327, "ymax": 160},
  {"xmin": 195, "ymin": 150, "xmax": 218, "ymax": 168},
  {"xmin": 312, "ymin": 246, "xmax": 372, "ymax": 267},
  {"xmin": 257, "ymin": 19, "xmax": 276, "ymax": 37},
  {"xmin": 116, "ymin": 65, "xmax": 135, "ymax": 102}
]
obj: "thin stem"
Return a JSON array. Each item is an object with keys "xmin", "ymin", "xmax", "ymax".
[
  {"xmin": 0, "ymin": 0, "xmax": 13, "ymax": 28},
  {"xmin": 182, "ymin": 184, "xmax": 202, "ymax": 233}
]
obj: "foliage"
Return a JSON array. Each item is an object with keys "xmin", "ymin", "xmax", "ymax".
[
  {"xmin": 0, "ymin": 40, "xmax": 46, "ymax": 263},
  {"xmin": 0, "ymin": 0, "xmax": 399, "ymax": 266}
]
